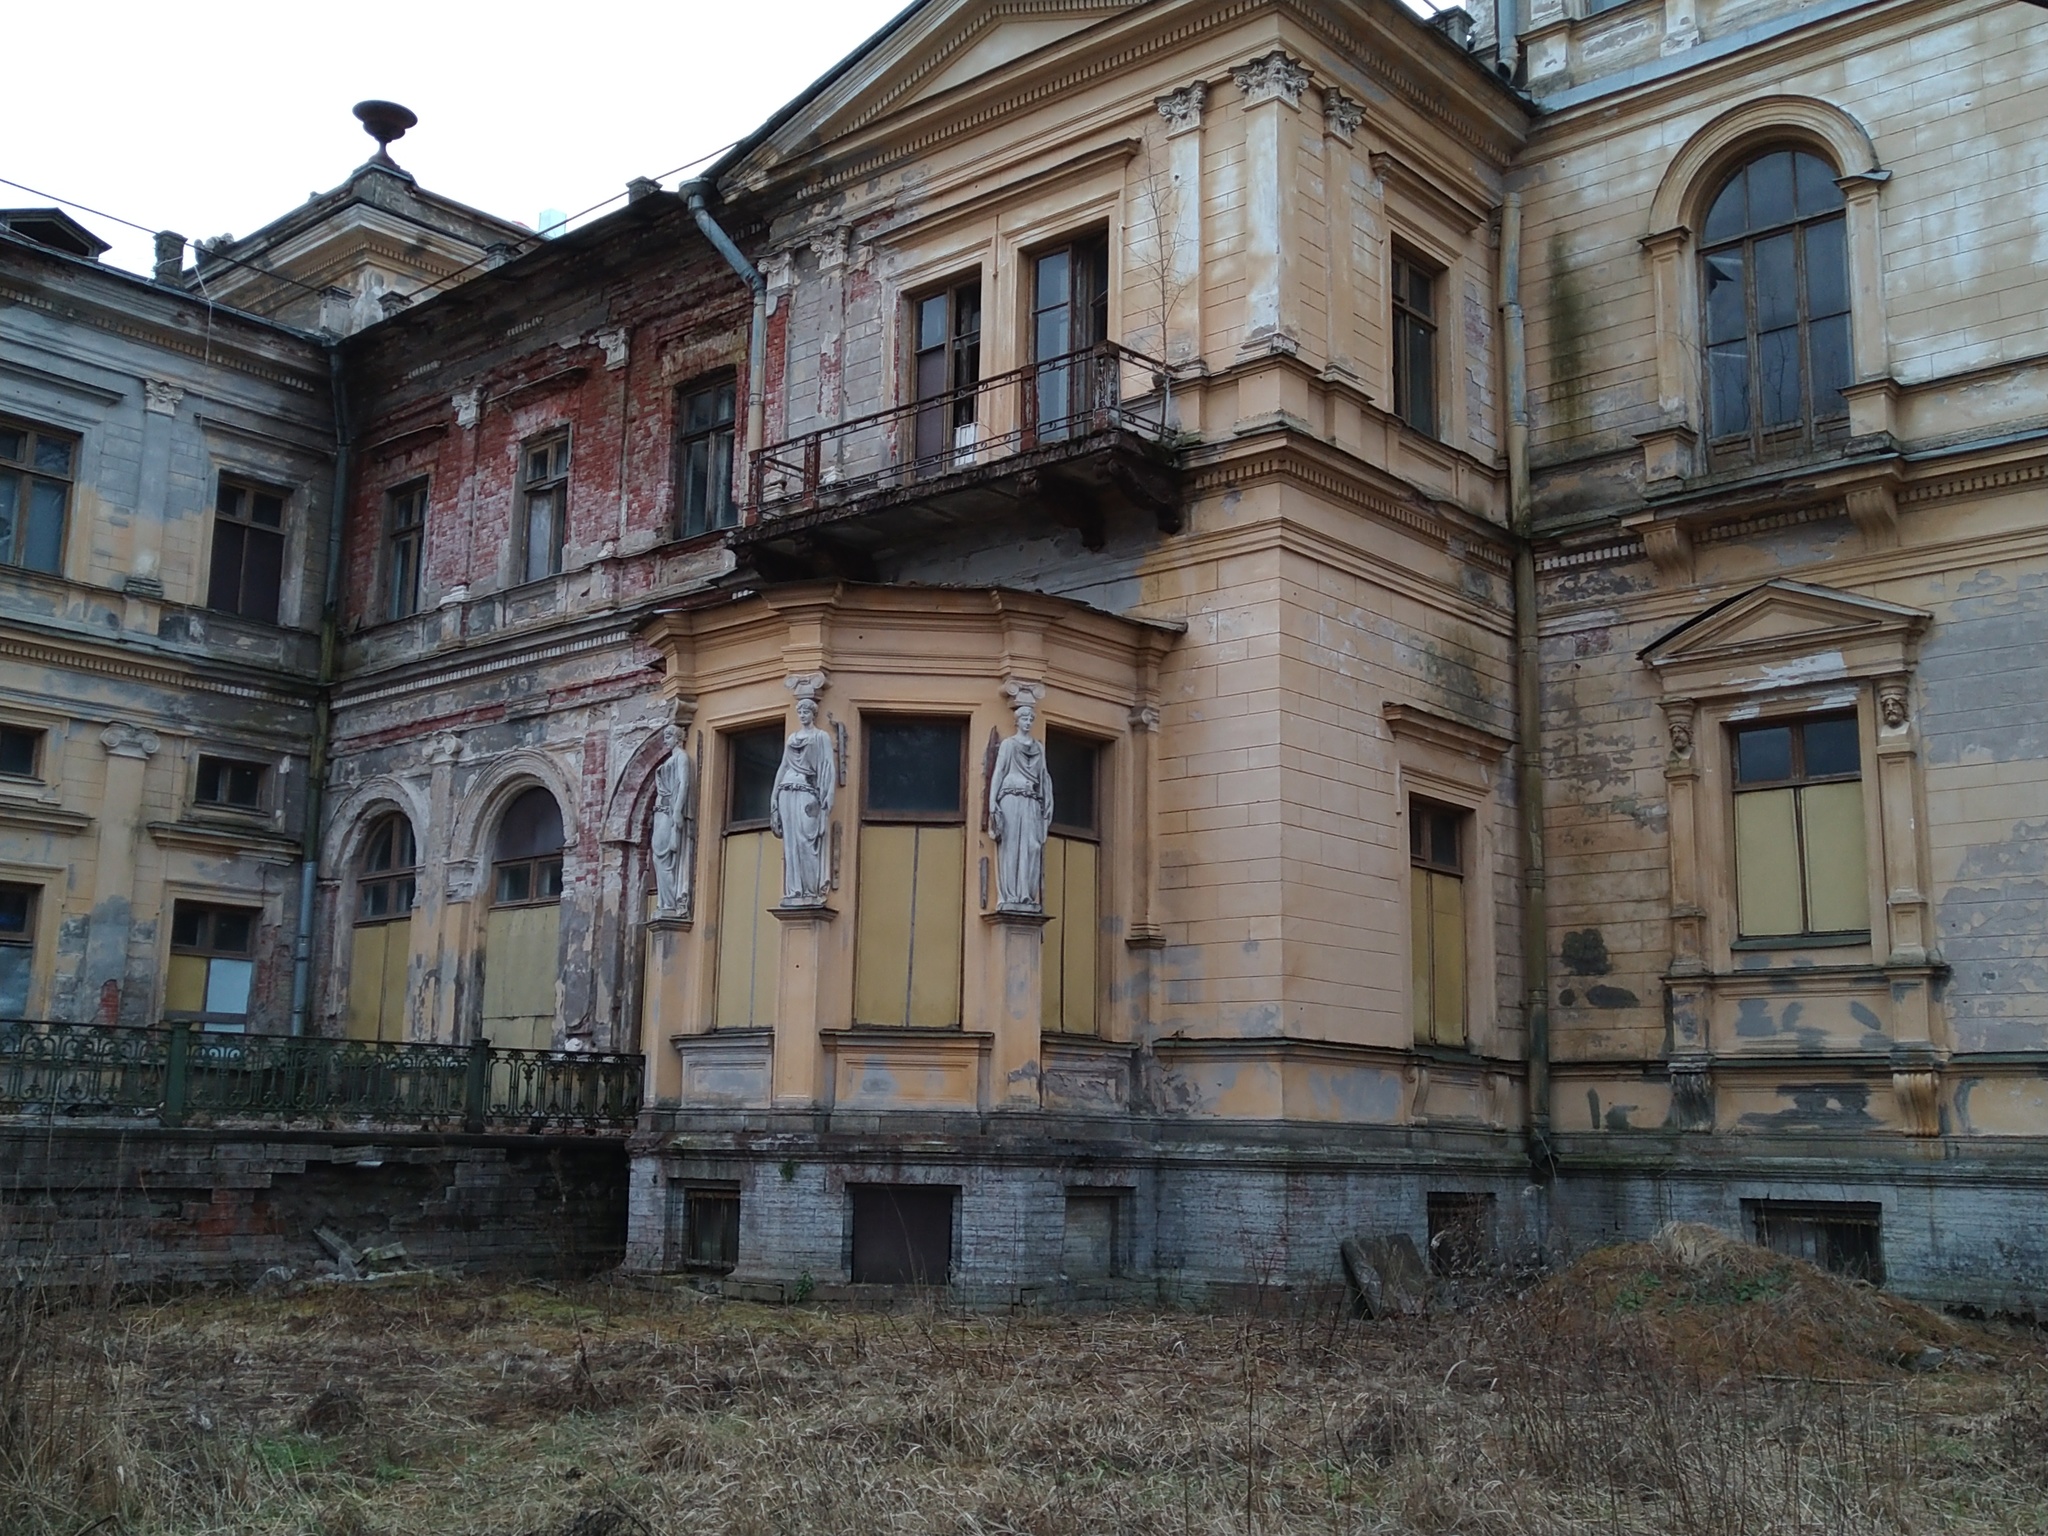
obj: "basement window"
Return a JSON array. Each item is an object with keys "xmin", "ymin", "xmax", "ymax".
[
  {"xmin": 849, "ymin": 1184, "xmax": 955, "ymax": 1285},
  {"xmin": 1427, "ymin": 1191, "xmax": 1496, "ymax": 1277},
  {"xmin": 1062, "ymin": 1189, "xmax": 1124, "ymax": 1280},
  {"xmin": 1746, "ymin": 1199, "xmax": 1884, "ymax": 1283},
  {"xmin": 684, "ymin": 1185, "xmax": 740, "ymax": 1272}
]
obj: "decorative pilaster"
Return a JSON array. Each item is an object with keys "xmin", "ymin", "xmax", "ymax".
[
  {"xmin": 1838, "ymin": 170, "xmax": 1891, "ymax": 385},
  {"xmin": 983, "ymin": 909, "xmax": 1050, "ymax": 1110},
  {"xmin": 1873, "ymin": 675, "xmax": 1932, "ymax": 968},
  {"xmin": 1231, "ymin": 51, "xmax": 1311, "ymax": 357},
  {"xmin": 770, "ymin": 902, "xmax": 836, "ymax": 1108},
  {"xmin": 1321, "ymin": 88, "xmax": 1365, "ymax": 385},
  {"xmin": 1125, "ymin": 702, "xmax": 1163, "ymax": 948},
  {"xmin": 1151, "ymin": 83, "xmax": 1208, "ymax": 371},
  {"xmin": 83, "ymin": 724, "xmax": 161, "ymax": 1023}
]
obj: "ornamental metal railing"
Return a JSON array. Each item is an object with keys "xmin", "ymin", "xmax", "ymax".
[
  {"xmin": 0, "ymin": 1019, "xmax": 642, "ymax": 1134},
  {"xmin": 747, "ymin": 341, "xmax": 1174, "ymax": 517}
]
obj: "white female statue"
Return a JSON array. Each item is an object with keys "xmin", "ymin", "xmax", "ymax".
[
  {"xmin": 649, "ymin": 721, "xmax": 695, "ymax": 916},
  {"xmin": 988, "ymin": 701, "xmax": 1054, "ymax": 911},
  {"xmin": 769, "ymin": 695, "xmax": 836, "ymax": 904}
]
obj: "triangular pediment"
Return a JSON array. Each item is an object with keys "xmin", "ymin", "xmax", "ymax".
[
  {"xmin": 1640, "ymin": 579, "xmax": 1930, "ymax": 692},
  {"xmin": 727, "ymin": 0, "xmax": 1144, "ymax": 184}
]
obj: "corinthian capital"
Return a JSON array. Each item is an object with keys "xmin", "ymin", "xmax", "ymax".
[{"xmin": 1232, "ymin": 50, "xmax": 1310, "ymax": 110}]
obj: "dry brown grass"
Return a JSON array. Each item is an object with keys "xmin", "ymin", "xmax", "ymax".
[{"xmin": 4, "ymin": 1234, "xmax": 2046, "ymax": 1536}]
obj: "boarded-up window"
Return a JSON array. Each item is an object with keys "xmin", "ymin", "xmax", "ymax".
[
  {"xmin": 854, "ymin": 719, "xmax": 966, "ymax": 1029},
  {"xmin": 0, "ymin": 883, "xmax": 37, "ymax": 1017},
  {"xmin": 1746, "ymin": 1199, "xmax": 1883, "ymax": 1283},
  {"xmin": 482, "ymin": 788, "xmax": 564, "ymax": 1050},
  {"xmin": 714, "ymin": 726, "xmax": 784, "ymax": 1031},
  {"xmin": 346, "ymin": 815, "xmax": 416, "ymax": 1043},
  {"xmin": 1732, "ymin": 715, "xmax": 1868, "ymax": 941},
  {"xmin": 1042, "ymin": 729, "xmax": 1102, "ymax": 1035},
  {"xmin": 1427, "ymin": 1191, "xmax": 1495, "ymax": 1276},
  {"xmin": 167, "ymin": 902, "xmax": 258, "ymax": 1032},
  {"xmin": 1409, "ymin": 799, "xmax": 1467, "ymax": 1047},
  {"xmin": 850, "ymin": 1184, "xmax": 955, "ymax": 1285},
  {"xmin": 1063, "ymin": 1190, "xmax": 1123, "ymax": 1280}
]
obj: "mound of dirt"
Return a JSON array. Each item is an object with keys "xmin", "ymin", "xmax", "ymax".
[{"xmin": 1525, "ymin": 1222, "xmax": 1979, "ymax": 1380}]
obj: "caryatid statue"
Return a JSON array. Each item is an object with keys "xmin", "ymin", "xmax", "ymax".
[
  {"xmin": 988, "ymin": 699, "xmax": 1054, "ymax": 912},
  {"xmin": 769, "ymin": 694, "xmax": 836, "ymax": 905},
  {"xmin": 649, "ymin": 719, "xmax": 695, "ymax": 917}
]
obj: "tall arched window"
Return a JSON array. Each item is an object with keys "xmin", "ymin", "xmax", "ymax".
[
  {"xmin": 346, "ymin": 812, "xmax": 417, "ymax": 1043},
  {"xmin": 483, "ymin": 786, "xmax": 566, "ymax": 1050},
  {"xmin": 1701, "ymin": 149, "xmax": 1851, "ymax": 467}
]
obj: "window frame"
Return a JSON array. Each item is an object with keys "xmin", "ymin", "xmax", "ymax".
[
  {"xmin": 909, "ymin": 277, "xmax": 983, "ymax": 462},
  {"xmin": 384, "ymin": 480, "xmax": 427, "ymax": 621},
  {"xmin": 193, "ymin": 753, "xmax": 269, "ymax": 813},
  {"xmin": 1728, "ymin": 710, "xmax": 1870, "ymax": 946},
  {"xmin": 682, "ymin": 1183, "xmax": 742, "ymax": 1273},
  {"xmin": 355, "ymin": 813, "xmax": 419, "ymax": 924},
  {"xmin": 1407, "ymin": 795, "xmax": 1470, "ymax": 1049},
  {"xmin": 207, "ymin": 475, "xmax": 289, "ymax": 625},
  {"xmin": 167, "ymin": 899, "xmax": 261, "ymax": 1030},
  {"xmin": 1697, "ymin": 147, "xmax": 1852, "ymax": 470},
  {"xmin": 0, "ymin": 880, "xmax": 38, "ymax": 1018},
  {"xmin": 676, "ymin": 375, "xmax": 738, "ymax": 539},
  {"xmin": 1390, "ymin": 245, "xmax": 1440, "ymax": 439},
  {"xmin": 517, "ymin": 432, "xmax": 571, "ymax": 585},
  {"xmin": 491, "ymin": 787, "xmax": 567, "ymax": 909},
  {"xmin": 0, "ymin": 723, "xmax": 44, "ymax": 781},
  {"xmin": 0, "ymin": 416, "xmax": 77, "ymax": 575},
  {"xmin": 861, "ymin": 715, "xmax": 969, "ymax": 827},
  {"xmin": 724, "ymin": 722, "xmax": 784, "ymax": 833}
]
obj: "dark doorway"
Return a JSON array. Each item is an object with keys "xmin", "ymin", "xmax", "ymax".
[{"xmin": 850, "ymin": 1184, "xmax": 956, "ymax": 1285}]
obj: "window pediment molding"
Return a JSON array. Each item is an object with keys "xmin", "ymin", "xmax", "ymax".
[
  {"xmin": 1383, "ymin": 702, "xmax": 1512, "ymax": 764},
  {"xmin": 1640, "ymin": 579, "xmax": 1927, "ymax": 698},
  {"xmin": 1649, "ymin": 96, "xmax": 1881, "ymax": 234}
]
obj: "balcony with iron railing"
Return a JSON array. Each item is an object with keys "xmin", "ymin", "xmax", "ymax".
[
  {"xmin": 0, "ymin": 1018, "xmax": 643, "ymax": 1134},
  {"xmin": 740, "ymin": 342, "xmax": 1183, "ymax": 577}
]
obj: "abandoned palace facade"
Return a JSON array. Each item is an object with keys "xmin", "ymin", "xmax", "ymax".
[{"xmin": 3, "ymin": 0, "xmax": 2046, "ymax": 1305}]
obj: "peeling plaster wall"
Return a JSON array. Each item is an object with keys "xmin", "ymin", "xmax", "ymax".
[{"xmin": 0, "ymin": 239, "xmax": 331, "ymax": 1029}]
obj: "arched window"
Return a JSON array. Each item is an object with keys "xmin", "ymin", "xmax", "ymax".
[
  {"xmin": 355, "ymin": 814, "xmax": 417, "ymax": 920},
  {"xmin": 493, "ymin": 787, "xmax": 565, "ymax": 906},
  {"xmin": 1700, "ymin": 148, "xmax": 1851, "ymax": 467},
  {"xmin": 346, "ymin": 811, "xmax": 417, "ymax": 1043}
]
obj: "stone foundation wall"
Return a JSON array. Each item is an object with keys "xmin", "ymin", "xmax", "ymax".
[
  {"xmin": 1, "ymin": 1124, "xmax": 628, "ymax": 1286},
  {"xmin": 630, "ymin": 1120, "xmax": 2048, "ymax": 1313}
]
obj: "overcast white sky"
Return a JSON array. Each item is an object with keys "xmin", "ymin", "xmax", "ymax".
[{"xmin": 8, "ymin": 0, "xmax": 913, "ymax": 277}]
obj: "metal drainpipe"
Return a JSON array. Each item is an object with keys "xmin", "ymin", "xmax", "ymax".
[
  {"xmin": 1497, "ymin": 0, "xmax": 1521, "ymax": 80},
  {"xmin": 684, "ymin": 181, "xmax": 767, "ymax": 460},
  {"xmin": 289, "ymin": 343, "xmax": 351, "ymax": 1035},
  {"xmin": 1498, "ymin": 191, "xmax": 1553, "ymax": 1176}
]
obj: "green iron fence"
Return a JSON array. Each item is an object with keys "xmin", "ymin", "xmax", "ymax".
[{"xmin": 0, "ymin": 1019, "xmax": 642, "ymax": 1133}]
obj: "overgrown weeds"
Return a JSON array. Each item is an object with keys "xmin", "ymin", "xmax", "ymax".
[{"xmin": 3, "ymin": 1235, "xmax": 2044, "ymax": 1535}]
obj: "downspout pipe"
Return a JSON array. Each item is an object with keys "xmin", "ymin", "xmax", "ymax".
[
  {"xmin": 1498, "ymin": 191, "xmax": 1553, "ymax": 1177},
  {"xmin": 290, "ymin": 343, "xmax": 350, "ymax": 1035},
  {"xmin": 683, "ymin": 181, "xmax": 767, "ymax": 462}
]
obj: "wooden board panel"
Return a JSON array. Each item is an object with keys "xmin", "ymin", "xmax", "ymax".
[
  {"xmin": 1734, "ymin": 787, "xmax": 1802, "ymax": 937},
  {"xmin": 1801, "ymin": 781, "xmax": 1869, "ymax": 933},
  {"xmin": 854, "ymin": 824, "xmax": 918, "ymax": 1026},
  {"xmin": 481, "ymin": 904, "xmax": 559, "ymax": 1050},
  {"xmin": 714, "ymin": 830, "xmax": 777, "ymax": 1030},
  {"xmin": 907, "ymin": 825, "xmax": 965, "ymax": 1028}
]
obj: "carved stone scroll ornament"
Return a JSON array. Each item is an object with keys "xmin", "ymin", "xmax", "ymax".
[
  {"xmin": 648, "ymin": 721, "xmax": 696, "ymax": 917},
  {"xmin": 769, "ymin": 695, "xmax": 836, "ymax": 906},
  {"xmin": 988, "ymin": 699, "xmax": 1055, "ymax": 912}
]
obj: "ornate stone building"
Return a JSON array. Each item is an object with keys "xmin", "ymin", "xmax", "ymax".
[{"xmin": 7, "ymin": 0, "xmax": 2047, "ymax": 1306}]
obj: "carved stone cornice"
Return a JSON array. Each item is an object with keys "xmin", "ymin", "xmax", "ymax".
[{"xmin": 1382, "ymin": 702, "xmax": 1512, "ymax": 761}]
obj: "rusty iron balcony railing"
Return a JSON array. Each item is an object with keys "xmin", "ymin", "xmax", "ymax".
[
  {"xmin": 0, "ymin": 1019, "xmax": 643, "ymax": 1134},
  {"xmin": 747, "ymin": 341, "xmax": 1175, "ymax": 518}
]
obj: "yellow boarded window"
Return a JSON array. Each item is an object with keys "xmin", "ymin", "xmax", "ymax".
[
  {"xmin": 167, "ymin": 902, "xmax": 258, "ymax": 1032},
  {"xmin": 1409, "ymin": 799, "xmax": 1467, "ymax": 1048},
  {"xmin": 713, "ymin": 727, "xmax": 785, "ymax": 1031},
  {"xmin": 1042, "ymin": 729, "xmax": 1104, "ymax": 1035},
  {"xmin": 1732, "ymin": 715, "xmax": 1868, "ymax": 940},
  {"xmin": 346, "ymin": 814, "xmax": 417, "ymax": 1043},
  {"xmin": 854, "ymin": 718, "xmax": 966, "ymax": 1029}
]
